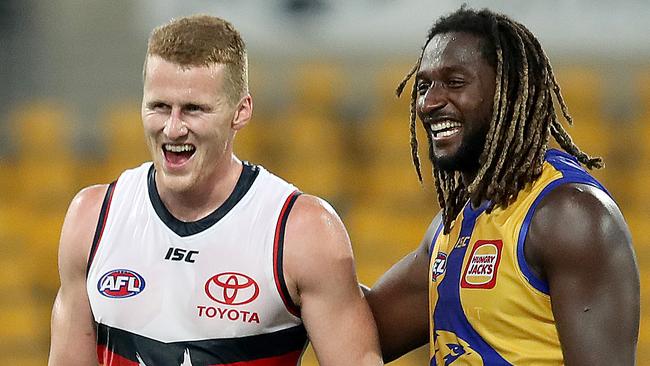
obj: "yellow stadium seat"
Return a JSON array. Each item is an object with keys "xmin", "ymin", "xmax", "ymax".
[
  {"xmin": 21, "ymin": 210, "xmax": 65, "ymax": 290},
  {"xmin": 16, "ymin": 159, "xmax": 78, "ymax": 211},
  {"xmin": 267, "ymin": 113, "xmax": 348, "ymax": 202},
  {"xmin": 0, "ymin": 356, "xmax": 46, "ymax": 366},
  {"xmin": 622, "ymin": 114, "xmax": 650, "ymax": 212},
  {"xmin": 635, "ymin": 67, "xmax": 650, "ymax": 108},
  {"xmin": 11, "ymin": 102, "xmax": 73, "ymax": 160},
  {"xmin": 101, "ymin": 102, "xmax": 150, "ymax": 177},
  {"xmin": 0, "ymin": 161, "xmax": 22, "ymax": 208},
  {"xmin": 346, "ymin": 202, "xmax": 434, "ymax": 261},
  {"xmin": 233, "ymin": 116, "xmax": 268, "ymax": 164},
  {"xmin": 9, "ymin": 102, "xmax": 80, "ymax": 210},
  {"xmin": 553, "ymin": 66, "xmax": 601, "ymax": 111},
  {"xmin": 375, "ymin": 60, "xmax": 419, "ymax": 113},
  {"xmin": 291, "ymin": 61, "xmax": 346, "ymax": 108},
  {"xmin": 266, "ymin": 62, "xmax": 352, "ymax": 202},
  {"xmin": 0, "ymin": 303, "xmax": 39, "ymax": 341}
]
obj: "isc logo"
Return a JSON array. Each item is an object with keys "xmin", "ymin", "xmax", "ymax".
[
  {"xmin": 97, "ymin": 269, "xmax": 146, "ymax": 298},
  {"xmin": 165, "ymin": 247, "xmax": 199, "ymax": 263}
]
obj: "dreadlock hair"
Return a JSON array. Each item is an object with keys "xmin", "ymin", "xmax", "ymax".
[{"xmin": 396, "ymin": 6, "xmax": 603, "ymax": 234}]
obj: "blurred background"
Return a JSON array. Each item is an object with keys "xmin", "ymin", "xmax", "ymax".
[{"xmin": 0, "ymin": 0, "xmax": 648, "ymax": 364}]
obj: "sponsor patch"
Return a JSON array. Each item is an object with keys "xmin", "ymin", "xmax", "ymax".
[
  {"xmin": 201, "ymin": 272, "xmax": 261, "ymax": 323},
  {"xmin": 97, "ymin": 269, "xmax": 146, "ymax": 298},
  {"xmin": 204, "ymin": 272, "xmax": 259, "ymax": 306},
  {"xmin": 461, "ymin": 240, "xmax": 503, "ymax": 289},
  {"xmin": 432, "ymin": 252, "xmax": 447, "ymax": 282}
]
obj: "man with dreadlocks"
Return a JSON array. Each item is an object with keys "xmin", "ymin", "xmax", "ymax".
[{"xmin": 365, "ymin": 7, "xmax": 639, "ymax": 365}]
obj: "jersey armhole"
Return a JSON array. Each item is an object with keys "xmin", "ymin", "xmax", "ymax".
[
  {"xmin": 428, "ymin": 222, "xmax": 444, "ymax": 259},
  {"xmin": 86, "ymin": 181, "xmax": 117, "ymax": 277},
  {"xmin": 516, "ymin": 177, "xmax": 605, "ymax": 295},
  {"xmin": 273, "ymin": 190, "xmax": 302, "ymax": 318}
]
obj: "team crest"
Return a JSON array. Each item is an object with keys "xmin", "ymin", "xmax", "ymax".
[
  {"xmin": 461, "ymin": 240, "xmax": 503, "ymax": 289},
  {"xmin": 433, "ymin": 330, "xmax": 484, "ymax": 365}
]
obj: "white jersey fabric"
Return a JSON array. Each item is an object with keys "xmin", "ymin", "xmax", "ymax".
[{"xmin": 86, "ymin": 162, "xmax": 308, "ymax": 366}]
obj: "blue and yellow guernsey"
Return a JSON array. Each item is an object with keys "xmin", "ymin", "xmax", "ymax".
[{"xmin": 428, "ymin": 149, "xmax": 608, "ymax": 365}]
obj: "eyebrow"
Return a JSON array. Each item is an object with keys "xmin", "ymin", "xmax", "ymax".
[
  {"xmin": 145, "ymin": 100, "xmax": 166, "ymax": 107},
  {"xmin": 416, "ymin": 65, "xmax": 470, "ymax": 80}
]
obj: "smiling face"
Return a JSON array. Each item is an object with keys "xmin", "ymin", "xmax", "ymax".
[
  {"xmin": 141, "ymin": 55, "xmax": 251, "ymax": 194},
  {"xmin": 415, "ymin": 32, "xmax": 496, "ymax": 174}
]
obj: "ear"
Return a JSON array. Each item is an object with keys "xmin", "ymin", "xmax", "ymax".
[{"xmin": 232, "ymin": 94, "xmax": 253, "ymax": 131}]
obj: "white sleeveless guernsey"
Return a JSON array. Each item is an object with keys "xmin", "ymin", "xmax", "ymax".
[{"xmin": 86, "ymin": 162, "xmax": 308, "ymax": 366}]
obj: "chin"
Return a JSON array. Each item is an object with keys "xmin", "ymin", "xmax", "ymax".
[
  {"xmin": 158, "ymin": 171, "xmax": 197, "ymax": 193},
  {"xmin": 433, "ymin": 156, "xmax": 462, "ymax": 172},
  {"xmin": 431, "ymin": 147, "xmax": 462, "ymax": 172},
  {"xmin": 432, "ymin": 149, "xmax": 478, "ymax": 172}
]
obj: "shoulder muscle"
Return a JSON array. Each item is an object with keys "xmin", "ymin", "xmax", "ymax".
[
  {"xmin": 526, "ymin": 183, "xmax": 633, "ymax": 281},
  {"xmin": 282, "ymin": 194, "xmax": 354, "ymax": 301},
  {"xmin": 59, "ymin": 184, "xmax": 110, "ymax": 281}
]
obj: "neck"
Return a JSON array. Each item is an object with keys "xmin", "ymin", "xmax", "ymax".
[
  {"xmin": 156, "ymin": 156, "xmax": 243, "ymax": 222},
  {"xmin": 460, "ymin": 169, "xmax": 478, "ymax": 188},
  {"xmin": 459, "ymin": 166, "xmax": 482, "ymax": 209}
]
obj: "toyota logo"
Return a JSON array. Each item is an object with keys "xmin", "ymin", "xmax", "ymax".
[{"xmin": 204, "ymin": 272, "xmax": 260, "ymax": 305}]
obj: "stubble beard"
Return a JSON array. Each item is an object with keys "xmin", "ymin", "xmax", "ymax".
[{"xmin": 429, "ymin": 126, "xmax": 488, "ymax": 174}]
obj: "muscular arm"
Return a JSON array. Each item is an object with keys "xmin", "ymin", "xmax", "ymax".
[
  {"xmin": 525, "ymin": 183, "xmax": 639, "ymax": 365},
  {"xmin": 365, "ymin": 212, "xmax": 441, "ymax": 362},
  {"xmin": 283, "ymin": 195, "xmax": 383, "ymax": 366},
  {"xmin": 49, "ymin": 185, "xmax": 108, "ymax": 366}
]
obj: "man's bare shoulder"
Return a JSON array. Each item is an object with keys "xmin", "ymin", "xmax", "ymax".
[
  {"xmin": 286, "ymin": 194, "xmax": 352, "ymax": 255},
  {"xmin": 59, "ymin": 184, "xmax": 110, "ymax": 276},
  {"xmin": 281, "ymin": 194, "xmax": 355, "ymax": 299},
  {"xmin": 525, "ymin": 182, "xmax": 632, "ymax": 278}
]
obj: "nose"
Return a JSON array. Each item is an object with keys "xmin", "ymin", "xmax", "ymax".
[
  {"xmin": 418, "ymin": 82, "xmax": 448, "ymax": 116},
  {"xmin": 163, "ymin": 107, "xmax": 188, "ymax": 139}
]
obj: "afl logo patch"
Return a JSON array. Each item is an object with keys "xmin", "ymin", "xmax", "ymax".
[
  {"xmin": 97, "ymin": 269, "xmax": 146, "ymax": 298},
  {"xmin": 432, "ymin": 252, "xmax": 447, "ymax": 282},
  {"xmin": 205, "ymin": 272, "xmax": 260, "ymax": 306},
  {"xmin": 461, "ymin": 240, "xmax": 503, "ymax": 289}
]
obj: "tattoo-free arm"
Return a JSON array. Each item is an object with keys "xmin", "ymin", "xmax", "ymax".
[
  {"xmin": 365, "ymin": 212, "xmax": 441, "ymax": 362},
  {"xmin": 48, "ymin": 185, "xmax": 107, "ymax": 366},
  {"xmin": 525, "ymin": 183, "xmax": 639, "ymax": 365},
  {"xmin": 283, "ymin": 195, "xmax": 383, "ymax": 366}
]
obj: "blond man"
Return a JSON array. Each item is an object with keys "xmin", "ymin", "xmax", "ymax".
[{"xmin": 49, "ymin": 15, "xmax": 382, "ymax": 366}]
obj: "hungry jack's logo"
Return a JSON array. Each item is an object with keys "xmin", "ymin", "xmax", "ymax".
[{"xmin": 461, "ymin": 240, "xmax": 503, "ymax": 289}]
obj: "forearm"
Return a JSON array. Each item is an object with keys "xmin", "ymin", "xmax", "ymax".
[
  {"xmin": 306, "ymin": 299, "xmax": 383, "ymax": 366},
  {"xmin": 48, "ymin": 290, "xmax": 98, "ymax": 366},
  {"xmin": 366, "ymin": 288, "xmax": 428, "ymax": 362},
  {"xmin": 365, "ymin": 249, "xmax": 430, "ymax": 361}
]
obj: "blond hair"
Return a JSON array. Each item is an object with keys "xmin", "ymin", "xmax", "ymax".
[{"xmin": 145, "ymin": 15, "xmax": 248, "ymax": 103}]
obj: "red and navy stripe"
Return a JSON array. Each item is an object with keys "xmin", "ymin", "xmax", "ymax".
[
  {"xmin": 273, "ymin": 190, "xmax": 302, "ymax": 318},
  {"xmin": 86, "ymin": 181, "xmax": 117, "ymax": 276},
  {"xmin": 96, "ymin": 323, "xmax": 307, "ymax": 365}
]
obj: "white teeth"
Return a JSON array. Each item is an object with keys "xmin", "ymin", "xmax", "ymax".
[
  {"xmin": 164, "ymin": 144, "xmax": 195, "ymax": 153},
  {"xmin": 431, "ymin": 120, "xmax": 462, "ymax": 133},
  {"xmin": 437, "ymin": 129, "xmax": 457, "ymax": 137},
  {"xmin": 430, "ymin": 120, "xmax": 462, "ymax": 138}
]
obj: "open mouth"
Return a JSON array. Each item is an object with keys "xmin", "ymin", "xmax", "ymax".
[
  {"xmin": 430, "ymin": 120, "xmax": 462, "ymax": 138},
  {"xmin": 163, "ymin": 143, "xmax": 196, "ymax": 165}
]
